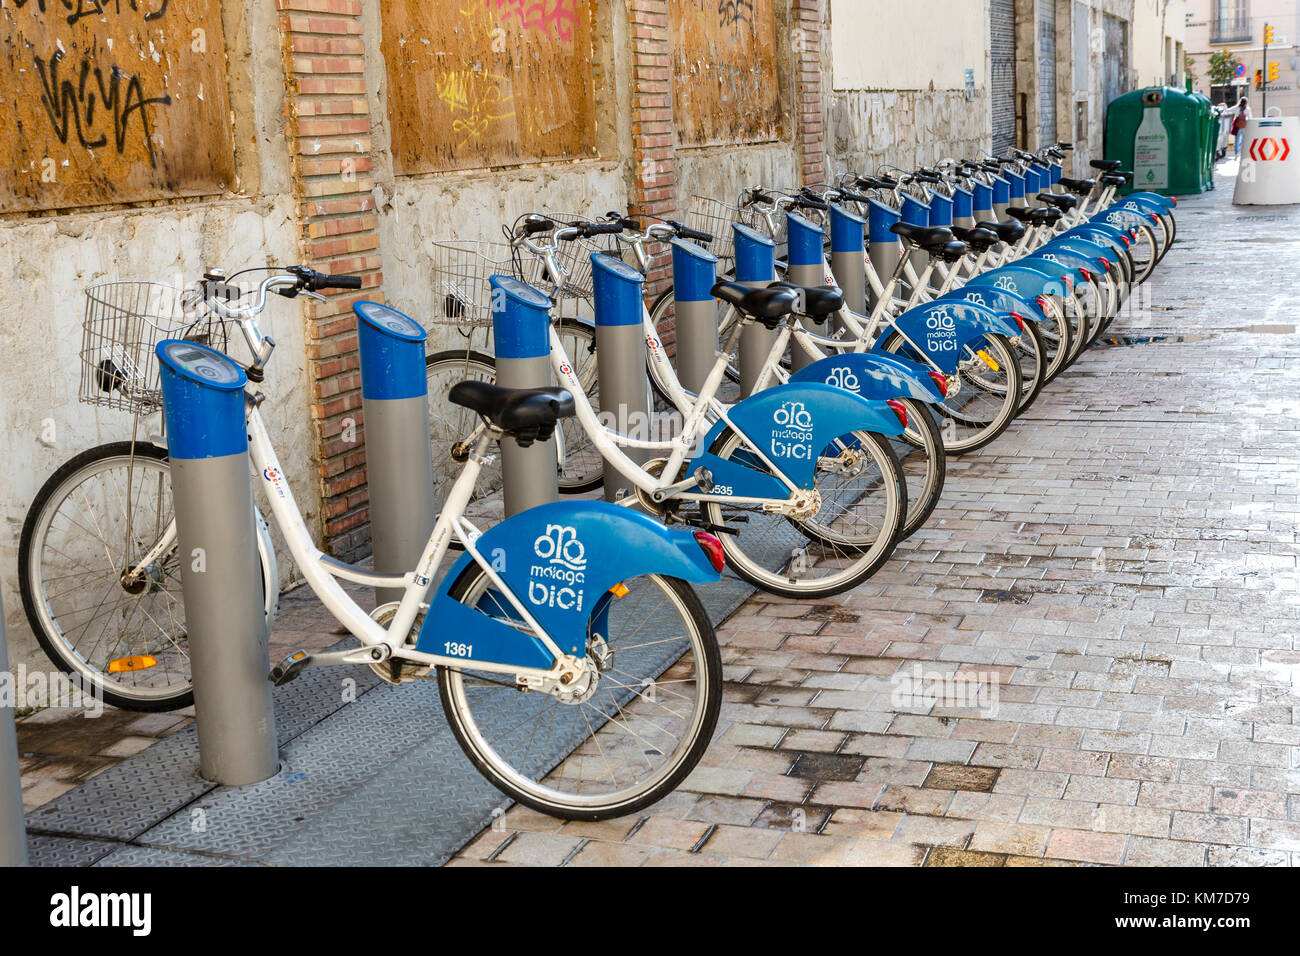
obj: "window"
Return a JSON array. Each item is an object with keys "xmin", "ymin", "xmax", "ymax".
[{"xmin": 1211, "ymin": 0, "xmax": 1251, "ymax": 44}]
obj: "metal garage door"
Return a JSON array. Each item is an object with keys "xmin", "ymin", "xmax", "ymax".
[
  {"xmin": 991, "ymin": 0, "xmax": 1017, "ymax": 155},
  {"xmin": 1038, "ymin": 0, "xmax": 1057, "ymax": 145}
]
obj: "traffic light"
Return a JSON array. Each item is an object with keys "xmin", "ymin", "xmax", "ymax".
[
  {"xmin": 1265, "ymin": 23, "xmax": 1275, "ymax": 45},
  {"xmin": 1255, "ymin": 68, "xmax": 1264, "ymax": 90},
  {"xmin": 1269, "ymin": 61, "xmax": 1281, "ymax": 82}
]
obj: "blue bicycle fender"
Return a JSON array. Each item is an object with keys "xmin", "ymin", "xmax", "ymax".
[
  {"xmin": 1094, "ymin": 207, "xmax": 1150, "ymax": 231},
  {"xmin": 870, "ymin": 300, "xmax": 1019, "ymax": 373},
  {"xmin": 966, "ymin": 264, "xmax": 1074, "ymax": 308},
  {"xmin": 1060, "ymin": 229, "xmax": 1127, "ymax": 262},
  {"xmin": 1113, "ymin": 193, "xmax": 1174, "ymax": 215},
  {"xmin": 1044, "ymin": 236, "xmax": 1112, "ymax": 265},
  {"xmin": 418, "ymin": 501, "xmax": 721, "ymax": 666},
  {"xmin": 938, "ymin": 285, "xmax": 1044, "ymax": 321},
  {"xmin": 789, "ymin": 351, "xmax": 946, "ymax": 402},
  {"xmin": 1032, "ymin": 244, "xmax": 1106, "ymax": 274},
  {"xmin": 689, "ymin": 382, "xmax": 904, "ymax": 493}
]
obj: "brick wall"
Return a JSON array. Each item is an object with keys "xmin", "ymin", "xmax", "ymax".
[
  {"xmin": 278, "ymin": 0, "xmax": 383, "ymax": 559},
  {"xmin": 628, "ymin": 0, "xmax": 678, "ymax": 306},
  {"xmin": 793, "ymin": 0, "xmax": 826, "ymax": 186}
]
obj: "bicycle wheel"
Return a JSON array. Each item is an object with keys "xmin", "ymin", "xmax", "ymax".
[
  {"xmin": 1127, "ymin": 223, "xmax": 1159, "ymax": 284},
  {"xmin": 18, "ymin": 441, "xmax": 276, "ymax": 712},
  {"xmin": 880, "ymin": 332, "xmax": 1023, "ymax": 455},
  {"xmin": 1035, "ymin": 295, "xmax": 1074, "ymax": 383},
  {"xmin": 1010, "ymin": 318, "xmax": 1047, "ymax": 413},
  {"xmin": 891, "ymin": 398, "xmax": 946, "ymax": 540},
  {"xmin": 700, "ymin": 427, "xmax": 904, "ymax": 598},
  {"xmin": 425, "ymin": 349, "xmax": 507, "ymax": 532},
  {"xmin": 438, "ymin": 570, "xmax": 720, "ymax": 820}
]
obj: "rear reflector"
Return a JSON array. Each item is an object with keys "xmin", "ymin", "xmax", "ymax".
[
  {"xmin": 1009, "ymin": 311, "xmax": 1026, "ymax": 331},
  {"xmin": 886, "ymin": 399, "xmax": 908, "ymax": 428},
  {"xmin": 927, "ymin": 371, "xmax": 948, "ymax": 396},
  {"xmin": 693, "ymin": 531, "xmax": 726, "ymax": 572}
]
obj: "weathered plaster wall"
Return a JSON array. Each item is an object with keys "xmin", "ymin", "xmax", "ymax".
[{"xmin": 0, "ymin": 0, "xmax": 316, "ymax": 675}]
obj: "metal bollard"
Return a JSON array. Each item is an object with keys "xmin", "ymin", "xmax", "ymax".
[
  {"xmin": 0, "ymin": 595, "xmax": 27, "ymax": 866},
  {"xmin": 972, "ymin": 180, "xmax": 995, "ymax": 224},
  {"xmin": 901, "ymin": 193, "xmax": 931, "ymax": 287},
  {"xmin": 785, "ymin": 212, "xmax": 827, "ymax": 372},
  {"xmin": 591, "ymin": 253, "xmax": 651, "ymax": 500},
  {"xmin": 490, "ymin": 275, "xmax": 559, "ymax": 516},
  {"xmin": 669, "ymin": 238, "xmax": 719, "ymax": 394},
  {"xmin": 1005, "ymin": 168, "xmax": 1026, "ymax": 212},
  {"xmin": 828, "ymin": 203, "xmax": 867, "ymax": 323},
  {"xmin": 952, "ymin": 184, "xmax": 975, "ymax": 229},
  {"xmin": 991, "ymin": 173, "xmax": 1010, "ymax": 221},
  {"xmin": 157, "ymin": 340, "xmax": 277, "ymax": 786},
  {"xmin": 355, "ymin": 301, "xmax": 435, "ymax": 607},
  {"xmin": 733, "ymin": 223, "xmax": 777, "ymax": 397},
  {"xmin": 866, "ymin": 197, "xmax": 902, "ymax": 311}
]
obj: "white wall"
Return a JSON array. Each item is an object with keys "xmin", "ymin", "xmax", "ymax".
[{"xmin": 830, "ymin": 0, "xmax": 989, "ymax": 91}]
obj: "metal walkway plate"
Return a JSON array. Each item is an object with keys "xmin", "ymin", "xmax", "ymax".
[{"xmin": 26, "ymin": 576, "xmax": 754, "ymax": 867}]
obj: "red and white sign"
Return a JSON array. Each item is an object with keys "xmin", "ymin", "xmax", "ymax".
[{"xmin": 1248, "ymin": 137, "xmax": 1291, "ymax": 161}]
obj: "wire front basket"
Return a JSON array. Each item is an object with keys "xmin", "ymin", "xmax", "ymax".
[
  {"xmin": 428, "ymin": 238, "xmax": 520, "ymax": 329},
  {"xmin": 79, "ymin": 281, "xmax": 205, "ymax": 415},
  {"xmin": 685, "ymin": 196, "xmax": 745, "ymax": 264}
]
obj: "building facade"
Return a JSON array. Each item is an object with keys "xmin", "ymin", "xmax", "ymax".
[
  {"xmin": 0, "ymin": 0, "xmax": 1181, "ymax": 674},
  {"xmin": 1186, "ymin": 0, "xmax": 1299, "ymax": 114}
]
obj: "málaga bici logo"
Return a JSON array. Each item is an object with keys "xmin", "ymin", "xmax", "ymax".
[
  {"xmin": 529, "ymin": 523, "xmax": 587, "ymax": 611},
  {"xmin": 924, "ymin": 306, "xmax": 958, "ymax": 353},
  {"xmin": 823, "ymin": 365, "xmax": 860, "ymax": 393},
  {"xmin": 771, "ymin": 399, "xmax": 814, "ymax": 460}
]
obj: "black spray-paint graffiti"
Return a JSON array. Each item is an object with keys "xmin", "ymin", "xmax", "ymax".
[
  {"xmin": 718, "ymin": 0, "xmax": 753, "ymax": 28},
  {"xmin": 11, "ymin": 0, "xmax": 170, "ymax": 26},
  {"xmin": 34, "ymin": 50, "xmax": 172, "ymax": 167}
]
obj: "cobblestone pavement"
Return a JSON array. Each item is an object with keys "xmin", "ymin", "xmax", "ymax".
[{"xmin": 451, "ymin": 161, "xmax": 1300, "ymax": 867}]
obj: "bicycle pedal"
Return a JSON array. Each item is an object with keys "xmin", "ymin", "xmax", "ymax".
[{"xmin": 269, "ymin": 650, "xmax": 311, "ymax": 686}]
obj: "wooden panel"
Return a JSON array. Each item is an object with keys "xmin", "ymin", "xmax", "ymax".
[
  {"xmin": 670, "ymin": 0, "xmax": 780, "ymax": 148},
  {"xmin": 382, "ymin": 0, "xmax": 598, "ymax": 174},
  {"xmin": 1, "ymin": 0, "xmax": 236, "ymax": 213}
]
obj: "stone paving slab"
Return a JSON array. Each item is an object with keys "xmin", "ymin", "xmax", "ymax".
[{"xmin": 453, "ymin": 159, "xmax": 1300, "ymax": 866}]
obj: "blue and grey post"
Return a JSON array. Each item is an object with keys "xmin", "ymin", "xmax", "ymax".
[
  {"xmin": 355, "ymin": 301, "xmax": 435, "ymax": 606},
  {"xmin": 157, "ymin": 340, "xmax": 277, "ymax": 786},
  {"xmin": 901, "ymin": 193, "xmax": 931, "ymax": 284},
  {"xmin": 828, "ymin": 202, "xmax": 867, "ymax": 320},
  {"xmin": 867, "ymin": 198, "xmax": 902, "ymax": 310},
  {"xmin": 733, "ymin": 223, "xmax": 777, "ymax": 397},
  {"xmin": 972, "ymin": 180, "xmax": 995, "ymax": 224},
  {"xmin": 491, "ymin": 275, "xmax": 558, "ymax": 515},
  {"xmin": 991, "ymin": 173, "xmax": 1011, "ymax": 220},
  {"xmin": 952, "ymin": 185, "xmax": 974, "ymax": 229},
  {"xmin": 1005, "ymin": 168, "xmax": 1026, "ymax": 212},
  {"xmin": 591, "ymin": 253, "xmax": 651, "ymax": 499},
  {"xmin": 669, "ymin": 238, "xmax": 719, "ymax": 394},
  {"xmin": 0, "ymin": 594, "xmax": 27, "ymax": 866},
  {"xmin": 785, "ymin": 212, "xmax": 826, "ymax": 372}
]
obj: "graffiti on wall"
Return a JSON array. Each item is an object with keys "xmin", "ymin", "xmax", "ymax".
[
  {"xmin": 670, "ymin": 0, "xmax": 780, "ymax": 148},
  {"xmin": 1, "ymin": 0, "xmax": 236, "ymax": 212},
  {"xmin": 382, "ymin": 0, "xmax": 597, "ymax": 174}
]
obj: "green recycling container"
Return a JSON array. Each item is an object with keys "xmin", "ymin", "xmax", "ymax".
[{"xmin": 1103, "ymin": 86, "xmax": 1213, "ymax": 195}]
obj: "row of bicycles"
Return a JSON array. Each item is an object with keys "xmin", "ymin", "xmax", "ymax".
[{"xmin": 17, "ymin": 142, "xmax": 1177, "ymax": 820}]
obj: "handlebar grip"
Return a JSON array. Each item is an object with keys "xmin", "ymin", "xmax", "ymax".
[
  {"xmin": 320, "ymin": 274, "xmax": 363, "ymax": 291},
  {"xmin": 744, "ymin": 188, "xmax": 774, "ymax": 206},
  {"xmin": 1057, "ymin": 142, "xmax": 1074, "ymax": 150},
  {"xmin": 523, "ymin": 217, "xmax": 556, "ymax": 235},
  {"xmin": 795, "ymin": 196, "xmax": 828, "ymax": 211},
  {"xmin": 836, "ymin": 188, "xmax": 871, "ymax": 204},
  {"xmin": 677, "ymin": 224, "xmax": 714, "ymax": 243},
  {"xmin": 576, "ymin": 222, "xmax": 625, "ymax": 238}
]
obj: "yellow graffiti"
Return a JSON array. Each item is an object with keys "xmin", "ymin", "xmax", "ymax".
[{"xmin": 436, "ymin": 69, "xmax": 515, "ymax": 148}]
